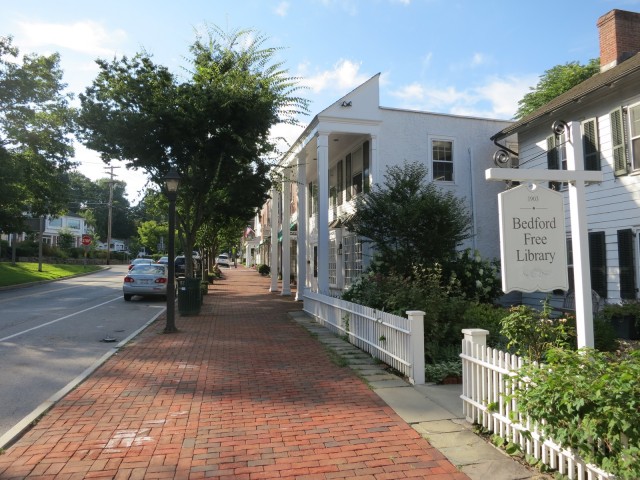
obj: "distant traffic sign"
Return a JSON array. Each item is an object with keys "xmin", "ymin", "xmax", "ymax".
[{"xmin": 81, "ymin": 234, "xmax": 92, "ymax": 246}]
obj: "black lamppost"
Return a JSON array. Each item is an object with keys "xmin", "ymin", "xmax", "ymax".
[{"xmin": 164, "ymin": 167, "xmax": 180, "ymax": 333}]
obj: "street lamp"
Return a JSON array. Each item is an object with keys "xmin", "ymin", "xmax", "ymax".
[{"xmin": 164, "ymin": 167, "xmax": 181, "ymax": 333}]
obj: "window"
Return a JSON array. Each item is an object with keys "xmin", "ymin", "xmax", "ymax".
[
  {"xmin": 363, "ymin": 140, "xmax": 370, "ymax": 193},
  {"xmin": 352, "ymin": 171, "xmax": 363, "ymax": 196},
  {"xmin": 343, "ymin": 234, "xmax": 362, "ymax": 287},
  {"xmin": 610, "ymin": 107, "xmax": 628, "ymax": 176},
  {"xmin": 329, "ymin": 239, "xmax": 337, "ymax": 285},
  {"xmin": 432, "ymin": 140, "xmax": 453, "ymax": 181},
  {"xmin": 618, "ymin": 229, "xmax": 636, "ymax": 300},
  {"xmin": 630, "ymin": 103, "xmax": 640, "ymax": 171},
  {"xmin": 307, "ymin": 182, "xmax": 318, "ymax": 217},
  {"xmin": 48, "ymin": 217, "xmax": 62, "ymax": 228},
  {"xmin": 582, "ymin": 118, "xmax": 600, "ymax": 171},
  {"xmin": 547, "ymin": 133, "xmax": 567, "ymax": 190}
]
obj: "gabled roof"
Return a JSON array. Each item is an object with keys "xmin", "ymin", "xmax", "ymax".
[{"xmin": 492, "ymin": 52, "xmax": 640, "ymax": 141}]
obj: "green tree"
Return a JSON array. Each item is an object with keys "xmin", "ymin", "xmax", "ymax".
[
  {"xmin": 137, "ymin": 220, "xmax": 168, "ymax": 254},
  {"xmin": 345, "ymin": 161, "xmax": 472, "ymax": 278},
  {"xmin": 0, "ymin": 36, "xmax": 76, "ymax": 233},
  {"xmin": 77, "ymin": 27, "xmax": 308, "ymax": 277},
  {"xmin": 515, "ymin": 59, "xmax": 600, "ymax": 119}
]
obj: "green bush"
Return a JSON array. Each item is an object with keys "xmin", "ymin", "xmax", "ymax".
[
  {"xmin": 500, "ymin": 303, "xmax": 575, "ymax": 363},
  {"xmin": 462, "ymin": 303, "xmax": 510, "ymax": 349},
  {"xmin": 509, "ymin": 348, "xmax": 640, "ymax": 479},
  {"xmin": 425, "ymin": 360, "xmax": 462, "ymax": 383},
  {"xmin": 442, "ymin": 249, "xmax": 503, "ymax": 303},
  {"xmin": 258, "ymin": 264, "xmax": 270, "ymax": 275}
]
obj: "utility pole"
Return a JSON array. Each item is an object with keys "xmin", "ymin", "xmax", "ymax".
[{"xmin": 104, "ymin": 164, "xmax": 120, "ymax": 265}]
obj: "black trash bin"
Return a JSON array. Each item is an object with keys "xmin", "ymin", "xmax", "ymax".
[{"xmin": 178, "ymin": 277, "xmax": 202, "ymax": 315}]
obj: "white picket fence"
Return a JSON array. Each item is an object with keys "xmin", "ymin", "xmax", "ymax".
[
  {"xmin": 461, "ymin": 329, "xmax": 615, "ymax": 480},
  {"xmin": 303, "ymin": 291, "xmax": 425, "ymax": 384}
]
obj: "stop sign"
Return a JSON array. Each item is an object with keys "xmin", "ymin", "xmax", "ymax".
[{"xmin": 81, "ymin": 234, "xmax": 92, "ymax": 246}]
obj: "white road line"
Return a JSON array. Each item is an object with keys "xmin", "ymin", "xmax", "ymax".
[{"xmin": 0, "ymin": 296, "xmax": 122, "ymax": 342}]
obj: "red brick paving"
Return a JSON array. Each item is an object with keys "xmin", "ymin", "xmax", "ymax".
[{"xmin": 0, "ymin": 268, "xmax": 469, "ymax": 479}]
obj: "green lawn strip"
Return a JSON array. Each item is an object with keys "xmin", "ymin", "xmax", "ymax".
[{"xmin": 0, "ymin": 262, "xmax": 102, "ymax": 287}]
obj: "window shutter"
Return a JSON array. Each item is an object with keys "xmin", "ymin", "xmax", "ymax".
[
  {"xmin": 582, "ymin": 119, "xmax": 600, "ymax": 171},
  {"xmin": 547, "ymin": 136, "xmax": 561, "ymax": 190},
  {"xmin": 611, "ymin": 107, "xmax": 628, "ymax": 176},
  {"xmin": 618, "ymin": 229, "xmax": 637, "ymax": 300},
  {"xmin": 589, "ymin": 231, "xmax": 607, "ymax": 298}
]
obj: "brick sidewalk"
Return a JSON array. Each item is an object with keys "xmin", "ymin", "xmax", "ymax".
[{"xmin": 0, "ymin": 268, "xmax": 468, "ymax": 479}]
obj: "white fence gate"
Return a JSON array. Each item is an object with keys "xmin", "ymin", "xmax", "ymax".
[
  {"xmin": 303, "ymin": 291, "xmax": 425, "ymax": 384},
  {"xmin": 461, "ymin": 329, "xmax": 614, "ymax": 480}
]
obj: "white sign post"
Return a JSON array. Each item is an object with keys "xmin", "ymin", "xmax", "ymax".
[{"xmin": 486, "ymin": 121, "xmax": 604, "ymax": 348}]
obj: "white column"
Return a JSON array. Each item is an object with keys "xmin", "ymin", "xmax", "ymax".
[
  {"xmin": 406, "ymin": 310, "xmax": 425, "ymax": 385},
  {"xmin": 566, "ymin": 121, "xmax": 594, "ymax": 348},
  {"xmin": 296, "ymin": 153, "xmax": 307, "ymax": 301},
  {"xmin": 269, "ymin": 188, "xmax": 279, "ymax": 292},
  {"xmin": 317, "ymin": 132, "xmax": 330, "ymax": 294},
  {"xmin": 281, "ymin": 170, "xmax": 291, "ymax": 296}
]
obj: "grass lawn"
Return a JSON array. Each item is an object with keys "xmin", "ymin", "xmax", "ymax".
[{"xmin": 0, "ymin": 262, "xmax": 103, "ymax": 288}]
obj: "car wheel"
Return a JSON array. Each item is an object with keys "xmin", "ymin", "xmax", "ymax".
[{"xmin": 124, "ymin": 294, "xmax": 132, "ymax": 301}]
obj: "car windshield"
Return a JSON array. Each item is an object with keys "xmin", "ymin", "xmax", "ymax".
[{"xmin": 131, "ymin": 265, "xmax": 165, "ymax": 275}]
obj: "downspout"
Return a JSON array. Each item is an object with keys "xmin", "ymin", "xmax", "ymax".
[{"xmin": 468, "ymin": 147, "xmax": 477, "ymax": 251}]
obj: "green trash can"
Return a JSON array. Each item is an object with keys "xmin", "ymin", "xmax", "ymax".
[{"xmin": 178, "ymin": 277, "xmax": 202, "ymax": 315}]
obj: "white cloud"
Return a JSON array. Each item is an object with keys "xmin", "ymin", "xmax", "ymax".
[
  {"xmin": 274, "ymin": 1, "xmax": 290, "ymax": 17},
  {"xmin": 298, "ymin": 59, "xmax": 370, "ymax": 94},
  {"xmin": 388, "ymin": 73, "xmax": 537, "ymax": 119},
  {"xmin": 471, "ymin": 52, "xmax": 487, "ymax": 67},
  {"xmin": 16, "ymin": 20, "xmax": 127, "ymax": 57}
]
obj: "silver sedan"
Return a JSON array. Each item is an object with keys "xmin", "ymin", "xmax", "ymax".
[{"xmin": 123, "ymin": 264, "xmax": 172, "ymax": 301}]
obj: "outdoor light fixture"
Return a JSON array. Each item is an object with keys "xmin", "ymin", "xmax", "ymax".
[{"xmin": 164, "ymin": 166, "xmax": 181, "ymax": 333}]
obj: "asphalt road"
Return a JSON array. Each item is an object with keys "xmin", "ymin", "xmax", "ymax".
[{"xmin": 0, "ymin": 265, "xmax": 166, "ymax": 443}]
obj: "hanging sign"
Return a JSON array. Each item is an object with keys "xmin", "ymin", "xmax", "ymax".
[{"xmin": 499, "ymin": 183, "xmax": 568, "ymax": 293}]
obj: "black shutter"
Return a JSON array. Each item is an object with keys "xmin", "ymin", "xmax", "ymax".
[
  {"xmin": 589, "ymin": 231, "xmax": 607, "ymax": 298},
  {"xmin": 611, "ymin": 107, "xmax": 628, "ymax": 176},
  {"xmin": 583, "ymin": 119, "xmax": 600, "ymax": 171},
  {"xmin": 618, "ymin": 229, "xmax": 637, "ymax": 300},
  {"xmin": 547, "ymin": 136, "xmax": 561, "ymax": 190}
]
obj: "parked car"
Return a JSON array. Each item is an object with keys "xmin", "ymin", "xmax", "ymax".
[
  {"xmin": 216, "ymin": 254, "xmax": 231, "ymax": 267},
  {"xmin": 156, "ymin": 256, "xmax": 169, "ymax": 265},
  {"xmin": 128, "ymin": 258, "xmax": 154, "ymax": 271},
  {"xmin": 123, "ymin": 263, "xmax": 172, "ymax": 301},
  {"xmin": 174, "ymin": 255, "xmax": 195, "ymax": 277}
]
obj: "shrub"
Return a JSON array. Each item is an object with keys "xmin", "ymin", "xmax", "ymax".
[
  {"xmin": 425, "ymin": 360, "xmax": 462, "ymax": 383},
  {"xmin": 442, "ymin": 249, "xmax": 503, "ymax": 303},
  {"xmin": 258, "ymin": 264, "xmax": 270, "ymax": 275},
  {"xmin": 509, "ymin": 348, "xmax": 640, "ymax": 479},
  {"xmin": 462, "ymin": 303, "xmax": 510, "ymax": 349},
  {"xmin": 500, "ymin": 303, "xmax": 575, "ymax": 363}
]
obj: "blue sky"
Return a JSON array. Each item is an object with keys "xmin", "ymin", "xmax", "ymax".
[{"xmin": 2, "ymin": 0, "xmax": 638, "ymax": 202}]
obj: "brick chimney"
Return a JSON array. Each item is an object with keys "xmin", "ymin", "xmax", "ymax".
[{"xmin": 598, "ymin": 9, "xmax": 640, "ymax": 72}]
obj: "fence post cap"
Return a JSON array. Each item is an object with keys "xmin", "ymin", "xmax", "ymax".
[
  {"xmin": 462, "ymin": 328, "xmax": 489, "ymax": 334},
  {"xmin": 405, "ymin": 310, "xmax": 425, "ymax": 316}
]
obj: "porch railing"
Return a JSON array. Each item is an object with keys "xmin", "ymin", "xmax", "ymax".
[{"xmin": 303, "ymin": 291, "xmax": 425, "ymax": 384}]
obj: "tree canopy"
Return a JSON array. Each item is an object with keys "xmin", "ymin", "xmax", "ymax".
[
  {"xmin": 77, "ymin": 27, "xmax": 309, "ymax": 274},
  {"xmin": 514, "ymin": 59, "xmax": 600, "ymax": 120},
  {"xmin": 0, "ymin": 36, "xmax": 76, "ymax": 233},
  {"xmin": 344, "ymin": 161, "xmax": 472, "ymax": 278}
]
